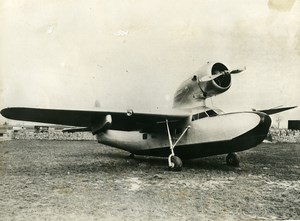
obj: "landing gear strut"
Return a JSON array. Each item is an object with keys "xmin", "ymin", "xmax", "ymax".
[
  {"xmin": 165, "ymin": 120, "xmax": 191, "ymax": 171},
  {"xmin": 226, "ymin": 152, "xmax": 240, "ymax": 167}
]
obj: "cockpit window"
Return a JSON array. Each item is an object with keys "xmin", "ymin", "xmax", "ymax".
[
  {"xmin": 206, "ymin": 109, "xmax": 218, "ymax": 117},
  {"xmin": 192, "ymin": 109, "xmax": 218, "ymax": 121},
  {"xmin": 192, "ymin": 112, "xmax": 208, "ymax": 121}
]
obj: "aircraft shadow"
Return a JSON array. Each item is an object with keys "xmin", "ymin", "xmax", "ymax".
[
  {"xmin": 13, "ymin": 152, "xmax": 243, "ymax": 176},
  {"xmin": 129, "ymin": 154, "xmax": 236, "ymax": 172},
  {"xmin": 65, "ymin": 151, "xmax": 128, "ymax": 160}
]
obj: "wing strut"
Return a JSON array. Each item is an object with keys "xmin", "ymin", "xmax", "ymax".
[{"xmin": 165, "ymin": 119, "xmax": 191, "ymax": 171}]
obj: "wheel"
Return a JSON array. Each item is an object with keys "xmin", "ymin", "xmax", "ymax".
[
  {"xmin": 129, "ymin": 153, "xmax": 135, "ymax": 159},
  {"xmin": 168, "ymin": 156, "xmax": 183, "ymax": 171},
  {"xmin": 226, "ymin": 153, "xmax": 240, "ymax": 167}
]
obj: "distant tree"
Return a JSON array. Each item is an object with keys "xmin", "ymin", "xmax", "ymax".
[{"xmin": 275, "ymin": 115, "xmax": 282, "ymax": 128}]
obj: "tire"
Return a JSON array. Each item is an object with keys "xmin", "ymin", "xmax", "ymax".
[
  {"xmin": 226, "ymin": 153, "xmax": 240, "ymax": 167},
  {"xmin": 169, "ymin": 156, "xmax": 183, "ymax": 171}
]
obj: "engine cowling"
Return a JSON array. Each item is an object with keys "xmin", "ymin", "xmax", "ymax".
[
  {"xmin": 173, "ymin": 62, "xmax": 232, "ymax": 108},
  {"xmin": 197, "ymin": 62, "xmax": 231, "ymax": 98}
]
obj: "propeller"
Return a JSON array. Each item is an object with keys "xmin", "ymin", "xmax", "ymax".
[{"xmin": 200, "ymin": 66, "xmax": 246, "ymax": 82}]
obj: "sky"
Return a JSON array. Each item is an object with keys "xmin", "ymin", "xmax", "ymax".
[{"xmin": 0, "ymin": 0, "xmax": 299, "ymax": 127}]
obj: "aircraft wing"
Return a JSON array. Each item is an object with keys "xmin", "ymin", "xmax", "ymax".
[
  {"xmin": 257, "ymin": 106, "xmax": 297, "ymax": 115},
  {"xmin": 1, "ymin": 107, "xmax": 190, "ymax": 132}
]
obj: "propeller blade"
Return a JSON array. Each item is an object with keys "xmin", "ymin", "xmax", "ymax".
[
  {"xmin": 199, "ymin": 73, "xmax": 223, "ymax": 82},
  {"xmin": 229, "ymin": 66, "xmax": 246, "ymax": 74},
  {"xmin": 200, "ymin": 66, "xmax": 246, "ymax": 82}
]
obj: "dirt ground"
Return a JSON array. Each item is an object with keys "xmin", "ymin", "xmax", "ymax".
[{"xmin": 0, "ymin": 140, "xmax": 299, "ymax": 221}]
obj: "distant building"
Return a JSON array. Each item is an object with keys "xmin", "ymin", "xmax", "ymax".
[
  {"xmin": 0, "ymin": 126, "xmax": 10, "ymax": 141},
  {"xmin": 288, "ymin": 120, "xmax": 300, "ymax": 130},
  {"xmin": 0, "ymin": 128, "xmax": 6, "ymax": 137},
  {"xmin": 34, "ymin": 126, "xmax": 49, "ymax": 133},
  {"xmin": 12, "ymin": 126, "xmax": 25, "ymax": 132}
]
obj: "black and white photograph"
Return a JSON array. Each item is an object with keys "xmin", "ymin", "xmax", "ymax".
[{"xmin": 0, "ymin": 0, "xmax": 299, "ymax": 220}]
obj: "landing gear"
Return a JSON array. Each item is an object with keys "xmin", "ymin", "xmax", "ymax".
[
  {"xmin": 165, "ymin": 119, "xmax": 191, "ymax": 171},
  {"xmin": 168, "ymin": 155, "xmax": 183, "ymax": 171},
  {"xmin": 226, "ymin": 153, "xmax": 240, "ymax": 167}
]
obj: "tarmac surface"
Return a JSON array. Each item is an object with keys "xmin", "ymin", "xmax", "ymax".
[{"xmin": 0, "ymin": 140, "xmax": 299, "ymax": 220}]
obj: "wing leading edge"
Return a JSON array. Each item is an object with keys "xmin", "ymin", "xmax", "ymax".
[{"xmin": 0, "ymin": 107, "xmax": 190, "ymax": 132}]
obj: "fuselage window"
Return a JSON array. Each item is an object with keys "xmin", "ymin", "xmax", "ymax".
[
  {"xmin": 142, "ymin": 133, "xmax": 148, "ymax": 140},
  {"xmin": 175, "ymin": 128, "xmax": 182, "ymax": 135}
]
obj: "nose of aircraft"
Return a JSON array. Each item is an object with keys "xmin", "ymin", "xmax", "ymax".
[
  {"xmin": 257, "ymin": 112, "xmax": 272, "ymax": 134},
  {"xmin": 231, "ymin": 112, "xmax": 272, "ymax": 151},
  {"xmin": 242, "ymin": 112, "xmax": 272, "ymax": 148}
]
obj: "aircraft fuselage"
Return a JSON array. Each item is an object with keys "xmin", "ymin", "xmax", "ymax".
[{"xmin": 96, "ymin": 110, "xmax": 271, "ymax": 159}]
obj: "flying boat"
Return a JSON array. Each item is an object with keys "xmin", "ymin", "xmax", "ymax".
[{"xmin": 1, "ymin": 61, "xmax": 296, "ymax": 171}]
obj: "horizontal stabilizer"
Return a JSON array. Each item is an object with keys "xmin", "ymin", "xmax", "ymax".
[{"xmin": 257, "ymin": 106, "xmax": 297, "ymax": 115}]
